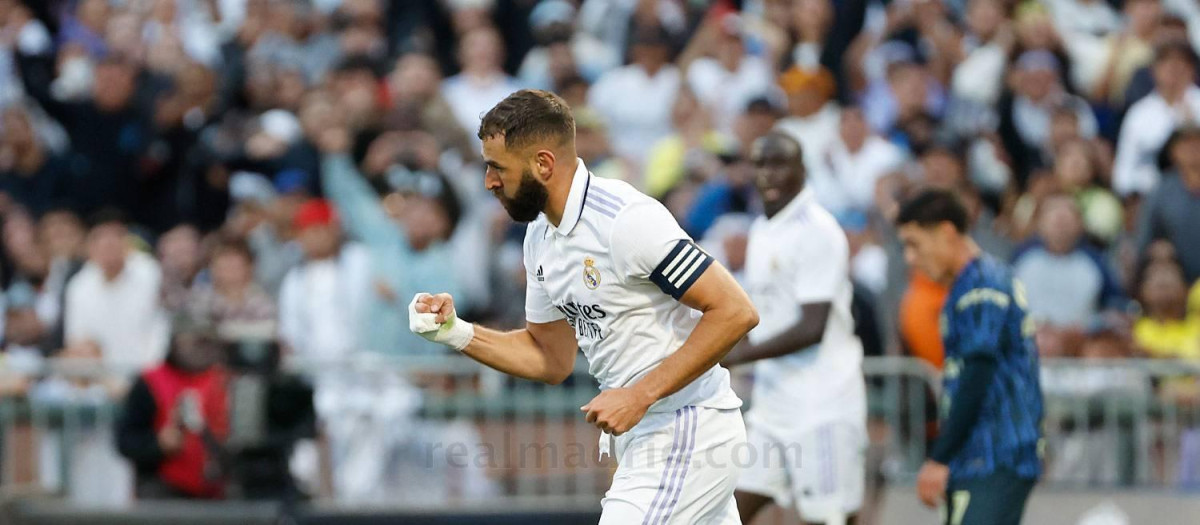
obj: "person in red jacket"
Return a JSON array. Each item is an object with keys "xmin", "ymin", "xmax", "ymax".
[{"xmin": 116, "ymin": 315, "xmax": 229, "ymax": 499}]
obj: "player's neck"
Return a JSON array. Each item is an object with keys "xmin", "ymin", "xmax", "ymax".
[
  {"xmin": 947, "ymin": 239, "xmax": 981, "ymax": 284},
  {"xmin": 543, "ymin": 157, "xmax": 581, "ymax": 227}
]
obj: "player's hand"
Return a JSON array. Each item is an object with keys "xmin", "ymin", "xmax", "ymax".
[
  {"xmin": 409, "ymin": 293, "xmax": 474, "ymax": 350},
  {"xmin": 916, "ymin": 459, "xmax": 949, "ymax": 508},
  {"xmin": 413, "ymin": 293, "xmax": 456, "ymax": 324},
  {"xmin": 580, "ymin": 387, "xmax": 655, "ymax": 436}
]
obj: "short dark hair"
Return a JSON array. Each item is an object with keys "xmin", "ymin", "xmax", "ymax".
[
  {"xmin": 895, "ymin": 188, "xmax": 969, "ymax": 233},
  {"xmin": 211, "ymin": 237, "xmax": 255, "ymax": 264},
  {"xmin": 478, "ymin": 89, "xmax": 575, "ymax": 151},
  {"xmin": 87, "ymin": 207, "xmax": 129, "ymax": 230},
  {"xmin": 1154, "ymin": 38, "xmax": 1198, "ymax": 68}
]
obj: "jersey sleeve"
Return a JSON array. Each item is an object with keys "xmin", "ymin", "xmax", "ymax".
[
  {"xmin": 791, "ymin": 223, "xmax": 849, "ymax": 304},
  {"xmin": 952, "ymin": 284, "xmax": 1011, "ymax": 359},
  {"xmin": 523, "ymin": 224, "xmax": 566, "ymax": 324},
  {"xmin": 611, "ymin": 200, "xmax": 714, "ymax": 300}
]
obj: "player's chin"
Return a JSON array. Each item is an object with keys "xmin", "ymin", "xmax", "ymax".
[{"xmin": 500, "ymin": 203, "xmax": 539, "ymax": 223}]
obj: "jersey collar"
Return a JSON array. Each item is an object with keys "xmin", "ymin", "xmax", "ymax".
[
  {"xmin": 768, "ymin": 186, "xmax": 814, "ymax": 224},
  {"xmin": 548, "ymin": 158, "xmax": 590, "ymax": 237}
]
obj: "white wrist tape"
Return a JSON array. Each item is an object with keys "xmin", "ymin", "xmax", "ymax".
[{"xmin": 408, "ymin": 294, "xmax": 475, "ymax": 351}]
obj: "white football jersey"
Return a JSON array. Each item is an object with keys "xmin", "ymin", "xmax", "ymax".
[
  {"xmin": 524, "ymin": 160, "xmax": 741, "ymax": 414},
  {"xmin": 743, "ymin": 188, "xmax": 866, "ymax": 432}
]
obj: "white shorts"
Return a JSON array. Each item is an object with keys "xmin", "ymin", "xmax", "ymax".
[
  {"xmin": 736, "ymin": 421, "xmax": 866, "ymax": 522},
  {"xmin": 599, "ymin": 406, "xmax": 746, "ymax": 525}
]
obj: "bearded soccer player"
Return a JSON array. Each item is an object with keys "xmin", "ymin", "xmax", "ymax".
[
  {"xmin": 897, "ymin": 189, "xmax": 1044, "ymax": 525},
  {"xmin": 408, "ymin": 89, "xmax": 758, "ymax": 524}
]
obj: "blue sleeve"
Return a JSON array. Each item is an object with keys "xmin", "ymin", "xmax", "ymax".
[
  {"xmin": 320, "ymin": 154, "xmax": 412, "ymax": 257},
  {"xmin": 930, "ymin": 354, "xmax": 998, "ymax": 464},
  {"xmin": 952, "ymin": 286, "xmax": 1010, "ymax": 359}
]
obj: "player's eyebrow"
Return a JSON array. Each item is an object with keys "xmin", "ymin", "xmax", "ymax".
[{"xmin": 484, "ymin": 160, "xmax": 504, "ymax": 171}]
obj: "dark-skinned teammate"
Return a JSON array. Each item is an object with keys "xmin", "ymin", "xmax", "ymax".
[{"xmin": 723, "ymin": 132, "xmax": 868, "ymax": 525}]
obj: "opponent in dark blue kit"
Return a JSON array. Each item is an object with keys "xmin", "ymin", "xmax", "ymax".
[{"xmin": 896, "ymin": 189, "xmax": 1044, "ymax": 525}]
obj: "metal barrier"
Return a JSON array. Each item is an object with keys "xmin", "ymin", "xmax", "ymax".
[{"xmin": 0, "ymin": 356, "xmax": 1196, "ymax": 511}]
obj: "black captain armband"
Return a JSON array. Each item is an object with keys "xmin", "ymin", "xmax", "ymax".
[{"xmin": 650, "ymin": 239, "xmax": 714, "ymax": 300}]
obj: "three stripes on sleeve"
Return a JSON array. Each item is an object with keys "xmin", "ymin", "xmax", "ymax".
[{"xmin": 650, "ymin": 240, "xmax": 714, "ymax": 300}]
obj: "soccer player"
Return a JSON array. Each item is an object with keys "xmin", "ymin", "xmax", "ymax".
[
  {"xmin": 896, "ymin": 189, "xmax": 1044, "ymax": 525},
  {"xmin": 721, "ymin": 132, "xmax": 868, "ymax": 525},
  {"xmin": 408, "ymin": 89, "xmax": 759, "ymax": 524}
]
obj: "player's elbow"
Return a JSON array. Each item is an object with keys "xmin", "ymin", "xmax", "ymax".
[
  {"xmin": 540, "ymin": 366, "xmax": 573, "ymax": 385},
  {"xmin": 539, "ymin": 358, "xmax": 575, "ymax": 385},
  {"xmin": 733, "ymin": 305, "xmax": 759, "ymax": 336}
]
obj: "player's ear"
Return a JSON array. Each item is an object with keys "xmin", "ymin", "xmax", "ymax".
[
  {"xmin": 534, "ymin": 149, "xmax": 556, "ymax": 181},
  {"xmin": 936, "ymin": 221, "xmax": 958, "ymax": 243}
]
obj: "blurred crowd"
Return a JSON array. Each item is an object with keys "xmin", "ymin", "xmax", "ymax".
[{"xmin": 1, "ymin": 0, "xmax": 1200, "ymax": 504}]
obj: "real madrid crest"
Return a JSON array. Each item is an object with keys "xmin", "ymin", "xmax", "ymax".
[{"xmin": 583, "ymin": 256, "xmax": 601, "ymax": 290}]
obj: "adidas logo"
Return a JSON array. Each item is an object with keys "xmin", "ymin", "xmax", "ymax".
[{"xmin": 536, "ymin": 266, "xmax": 545, "ymax": 282}]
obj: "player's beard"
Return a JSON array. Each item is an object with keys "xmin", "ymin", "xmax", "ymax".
[{"xmin": 496, "ymin": 169, "xmax": 549, "ymax": 222}]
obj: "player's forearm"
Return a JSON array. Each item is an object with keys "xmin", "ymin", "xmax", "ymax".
[
  {"xmin": 462, "ymin": 326, "xmax": 571, "ymax": 384},
  {"xmin": 722, "ymin": 313, "xmax": 826, "ymax": 367},
  {"xmin": 631, "ymin": 305, "xmax": 758, "ymax": 403},
  {"xmin": 929, "ymin": 354, "xmax": 998, "ymax": 464}
]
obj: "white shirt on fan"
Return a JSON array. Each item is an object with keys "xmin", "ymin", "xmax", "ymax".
[
  {"xmin": 742, "ymin": 188, "xmax": 866, "ymax": 433},
  {"xmin": 523, "ymin": 159, "xmax": 741, "ymax": 414},
  {"xmin": 65, "ymin": 251, "xmax": 169, "ymax": 371}
]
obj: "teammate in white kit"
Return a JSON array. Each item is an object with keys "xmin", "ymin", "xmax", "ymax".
[
  {"xmin": 721, "ymin": 133, "xmax": 868, "ymax": 525},
  {"xmin": 408, "ymin": 90, "xmax": 759, "ymax": 524}
]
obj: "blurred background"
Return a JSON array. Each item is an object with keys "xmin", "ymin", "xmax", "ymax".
[{"xmin": 0, "ymin": 0, "xmax": 1198, "ymax": 523}]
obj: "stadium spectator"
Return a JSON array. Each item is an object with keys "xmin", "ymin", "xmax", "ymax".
[
  {"xmin": 64, "ymin": 210, "xmax": 169, "ymax": 371},
  {"xmin": 588, "ymin": 24, "xmax": 681, "ymax": 166},
  {"xmin": 773, "ymin": 65, "xmax": 839, "ymax": 174},
  {"xmin": 573, "ymin": 107, "xmax": 631, "ymax": 183},
  {"xmin": 1136, "ymin": 126, "xmax": 1200, "ymax": 282},
  {"xmin": 1133, "ymin": 260, "xmax": 1199, "ymax": 359},
  {"xmin": 524, "ymin": 0, "xmax": 620, "ymax": 87},
  {"xmin": 441, "ymin": 26, "xmax": 522, "ymax": 147},
  {"xmin": 863, "ymin": 57, "xmax": 946, "ymax": 143},
  {"xmin": 187, "ymin": 238, "xmax": 276, "ymax": 342},
  {"xmin": 116, "ymin": 315, "xmax": 229, "ymax": 499},
  {"xmin": 1, "ymin": 208, "xmax": 55, "ymax": 356},
  {"xmin": 952, "ymin": 0, "xmax": 1016, "ymax": 107},
  {"xmin": 1120, "ymin": 14, "xmax": 1194, "ymax": 115},
  {"xmin": 1113, "ymin": 38, "xmax": 1200, "ymax": 196},
  {"xmin": 37, "ymin": 208, "xmax": 86, "ymax": 350},
  {"xmin": 3, "ymin": 281, "xmax": 47, "ymax": 366},
  {"xmin": 317, "ymin": 127, "xmax": 462, "ymax": 355},
  {"xmin": 386, "ymin": 53, "xmax": 476, "ymax": 162},
  {"xmin": 157, "ymin": 224, "xmax": 205, "ymax": 314},
  {"xmin": 731, "ymin": 96, "xmax": 782, "ymax": 157},
  {"xmin": 1072, "ymin": 0, "xmax": 1160, "ymax": 110},
  {"xmin": 679, "ymin": 9, "xmax": 774, "ymax": 136},
  {"xmin": 997, "ymin": 50, "xmax": 1098, "ymax": 185},
  {"xmin": 1052, "ymin": 138, "xmax": 1124, "ymax": 246},
  {"xmin": 683, "ymin": 153, "xmax": 756, "ymax": 240},
  {"xmin": 1013, "ymin": 196, "xmax": 1127, "ymax": 358},
  {"xmin": 643, "ymin": 87, "xmax": 726, "ymax": 197},
  {"xmin": 277, "ymin": 199, "xmax": 369, "ymax": 362},
  {"xmin": 811, "ymin": 105, "xmax": 908, "ymax": 215},
  {"xmin": 1046, "ymin": 0, "xmax": 1122, "ymax": 39},
  {"xmin": 898, "ymin": 270, "xmax": 949, "ymax": 368},
  {"xmin": 0, "ymin": 107, "xmax": 73, "ymax": 217}
]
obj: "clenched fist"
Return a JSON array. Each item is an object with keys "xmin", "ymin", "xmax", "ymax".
[{"xmin": 409, "ymin": 293, "xmax": 475, "ymax": 350}]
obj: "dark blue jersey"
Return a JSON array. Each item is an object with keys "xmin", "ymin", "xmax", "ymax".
[{"xmin": 939, "ymin": 255, "xmax": 1044, "ymax": 481}]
